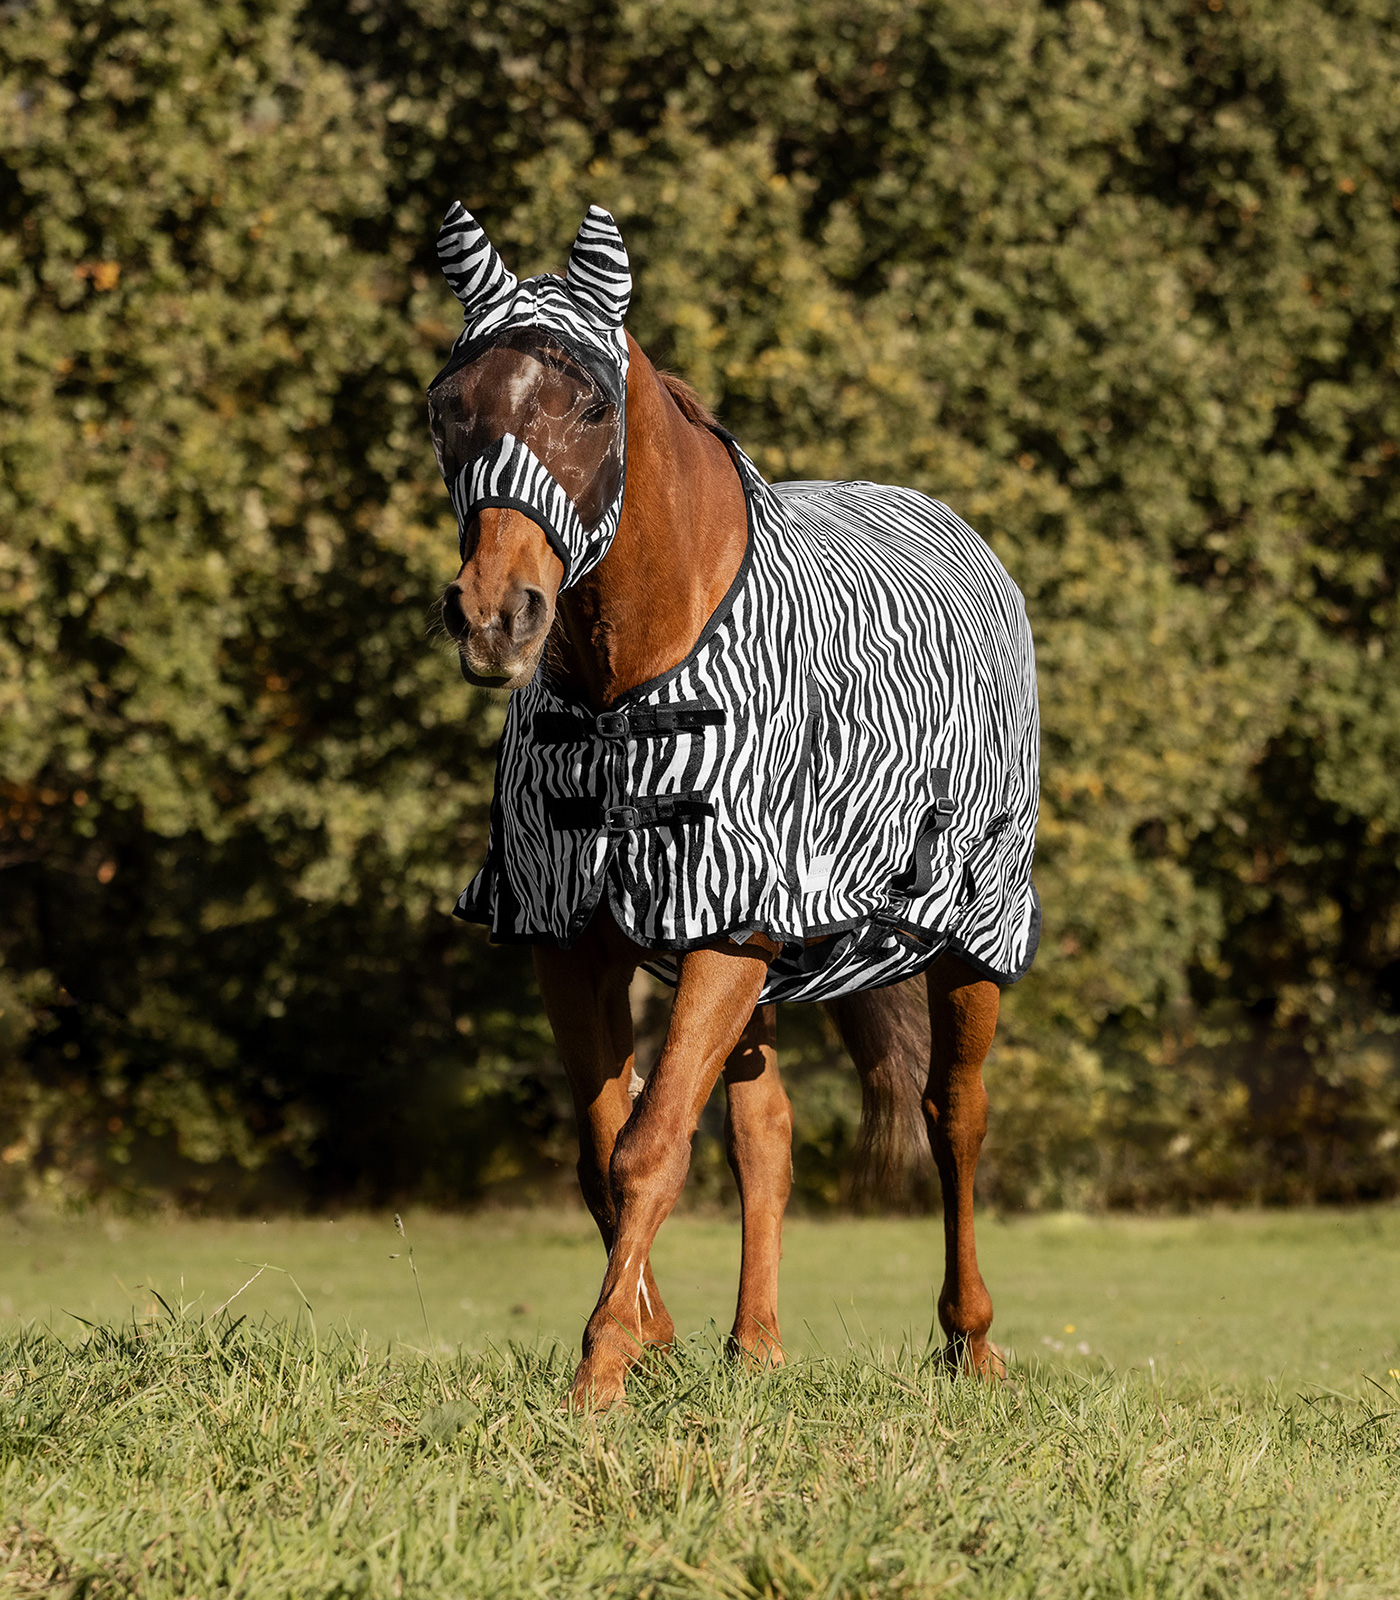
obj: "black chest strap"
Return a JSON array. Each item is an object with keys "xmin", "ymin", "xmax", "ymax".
[
  {"xmin": 546, "ymin": 793, "xmax": 715, "ymax": 833},
  {"xmin": 534, "ymin": 704, "xmax": 724, "ymax": 744}
]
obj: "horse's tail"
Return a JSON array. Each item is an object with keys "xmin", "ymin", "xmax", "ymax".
[{"xmin": 824, "ymin": 975, "xmax": 932, "ymax": 1210}]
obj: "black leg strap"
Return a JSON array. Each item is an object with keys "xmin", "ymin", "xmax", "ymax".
[{"xmin": 546, "ymin": 792, "xmax": 716, "ymax": 832}]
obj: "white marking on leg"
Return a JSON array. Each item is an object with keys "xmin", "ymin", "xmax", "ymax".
[{"xmin": 639, "ymin": 1276, "xmax": 653, "ymax": 1318}]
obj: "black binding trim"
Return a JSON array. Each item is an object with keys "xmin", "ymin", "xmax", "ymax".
[
  {"xmin": 546, "ymin": 792, "xmax": 716, "ymax": 832},
  {"xmin": 890, "ymin": 768, "xmax": 957, "ymax": 897},
  {"xmin": 534, "ymin": 705, "xmax": 725, "ymax": 745},
  {"xmin": 429, "ymin": 323, "xmax": 625, "ymax": 409}
]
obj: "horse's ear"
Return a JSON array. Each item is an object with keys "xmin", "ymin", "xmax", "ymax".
[
  {"xmin": 437, "ymin": 201, "xmax": 518, "ymax": 314},
  {"xmin": 565, "ymin": 205, "xmax": 632, "ymax": 327}
]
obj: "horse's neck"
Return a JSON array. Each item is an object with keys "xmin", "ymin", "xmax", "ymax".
[{"xmin": 551, "ymin": 339, "xmax": 748, "ymax": 708}]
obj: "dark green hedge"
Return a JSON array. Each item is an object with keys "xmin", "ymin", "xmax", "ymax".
[{"xmin": 2, "ymin": 0, "xmax": 1398, "ymax": 1209}]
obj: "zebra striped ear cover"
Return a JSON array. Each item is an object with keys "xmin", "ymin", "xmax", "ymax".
[
  {"xmin": 565, "ymin": 206, "xmax": 631, "ymax": 326},
  {"xmin": 436, "ymin": 202, "xmax": 518, "ymax": 312},
  {"xmin": 434, "ymin": 202, "xmax": 631, "ymax": 332},
  {"xmin": 433, "ymin": 205, "xmax": 632, "ymax": 589}
]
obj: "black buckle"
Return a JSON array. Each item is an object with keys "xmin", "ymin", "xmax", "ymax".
[
  {"xmin": 595, "ymin": 711, "xmax": 629, "ymax": 738},
  {"xmin": 604, "ymin": 805, "xmax": 640, "ymax": 831},
  {"xmin": 932, "ymin": 795, "xmax": 957, "ymax": 828}
]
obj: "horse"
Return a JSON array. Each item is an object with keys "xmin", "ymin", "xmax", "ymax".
[{"xmin": 427, "ymin": 203, "xmax": 1040, "ymax": 1409}]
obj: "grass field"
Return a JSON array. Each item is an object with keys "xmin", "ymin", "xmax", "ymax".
[{"xmin": 2, "ymin": 1207, "xmax": 1399, "ymax": 1597}]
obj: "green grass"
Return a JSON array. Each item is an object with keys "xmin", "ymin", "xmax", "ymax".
[
  {"xmin": 2, "ymin": 1208, "xmax": 1399, "ymax": 1597},
  {"xmin": 4, "ymin": 1207, "xmax": 1397, "ymax": 1380}
]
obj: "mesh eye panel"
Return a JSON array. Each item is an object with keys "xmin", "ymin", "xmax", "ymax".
[{"xmin": 428, "ymin": 332, "xmax": 624, "ymax": 533}]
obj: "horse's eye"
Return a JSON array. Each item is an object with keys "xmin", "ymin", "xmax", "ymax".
[{"xmin": 581, "ymin": 400, "xmax": 611, "ymax": 425}]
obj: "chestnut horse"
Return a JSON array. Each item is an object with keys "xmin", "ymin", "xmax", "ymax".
[{"xmin": 432, "ymin": 212, "xmax": 1009, "ymax": 1409}]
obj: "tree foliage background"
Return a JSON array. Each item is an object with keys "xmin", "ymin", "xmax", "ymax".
[{"xmin": 2, "ymin": 0, "xmax": 1398, "ymax": 1210}]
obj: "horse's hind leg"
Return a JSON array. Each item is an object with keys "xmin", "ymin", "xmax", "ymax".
[
  {"xmin": 722, "ymin": 1002, "xmax": 791, "ymax": 1364},
  {"xmin": 924, "ymin": 954, "xmax": 1002, "ymax": 1376}
]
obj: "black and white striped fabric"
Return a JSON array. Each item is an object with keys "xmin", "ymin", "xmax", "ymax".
[
  {"xmin": 448, "ymin": 432, "xmax": 605, "ymax": 583},
  {"xmin": 435, "ymin": 202, "xmax": 631, "ymax": 587},
  {"xmin": 442, "ymin": 206, "xmax": 1040, "ymax": 1003}
]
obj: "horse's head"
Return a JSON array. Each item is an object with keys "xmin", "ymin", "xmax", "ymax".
[{"xmin": 427, "ymin": 205, "xmax": 631, "ymax": 689}]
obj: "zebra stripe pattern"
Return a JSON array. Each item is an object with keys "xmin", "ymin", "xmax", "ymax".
[
  {"xmin": 437, "ymin": 202, "xmax": 518, "ymax": 313},
  {"xmin": 450, "ymin": 432, "xmax": 617, "ymax": 588},
  {"xmin": 563, "ymin": 204, "xmax": 632, "ymax": 325},
  {"xmin": 457, "ymin": 437, "xmax": 1041, "ymax": 1004}
]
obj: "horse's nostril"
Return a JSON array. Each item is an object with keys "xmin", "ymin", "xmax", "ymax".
[
  {"xmin": 503, "ymin": 585, "xmax": 548, "ymax": 645},
  {"xmin": 441, "ymin": 584, "xmax": 468, "ymax": 639}
]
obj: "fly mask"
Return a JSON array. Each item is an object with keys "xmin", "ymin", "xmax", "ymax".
[{"xmin": 427, "ymin": 204, "xmax": 633, "ymax": 589}]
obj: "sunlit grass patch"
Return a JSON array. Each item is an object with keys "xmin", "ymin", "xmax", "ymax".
[
  {"xmin": 4, "ymin": 1207, "xmax": 1398, "ymax": 1383},
  {"xmin": 3, "ymin": 1303, "xmax": 1398, "ymax": 1598}
]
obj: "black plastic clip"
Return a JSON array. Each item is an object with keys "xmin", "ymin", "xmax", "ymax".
[{"xmin": 891, "ymin": 770, "xmax": 957, "ymax": 898}]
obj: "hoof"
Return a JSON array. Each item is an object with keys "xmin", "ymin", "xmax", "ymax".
[
  {"xmin": 565, "ymin": 1317, "xmax": 646, "ymax": 1412},
  {"xmin": 727, "ymin": 1320, "xmax": 785, "ymax": 1368},
  {"xmin": 564, "ymin": 1360, "xmax": 630, "ymax": 1412},
  {"xmin": 943, "ymin": 1334, "xmax": 1006, "ymax": 1381}
]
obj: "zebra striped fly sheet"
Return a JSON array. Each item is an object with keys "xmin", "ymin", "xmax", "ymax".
[{"xmin": 434, "ymin": 204, "xmax": 1041, "ymax": 1004}]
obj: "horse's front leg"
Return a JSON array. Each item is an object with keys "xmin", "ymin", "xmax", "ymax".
[
  {"xmin": 533, "ymin": 921, "xmax": 674, "ymax": 1351},
  {"xmin": 723, "ymin": 1002, "xmax": 791, "ymax": 1364},
  {"xmin": 568, "ymin": 942, "xmax": 772, "ymax": 1409},
  {"xmin": 924, "ymin": 954, "xmax": 1004, "ymax": 1377}
]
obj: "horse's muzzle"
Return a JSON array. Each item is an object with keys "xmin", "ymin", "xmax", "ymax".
[{"xmin": 443, "ymin": 579, "xmax": 549, "ymax": 689}]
